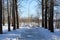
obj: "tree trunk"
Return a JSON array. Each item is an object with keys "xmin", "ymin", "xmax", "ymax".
[
  {"xmin": 42, "ymin": 0, "xmax": 45, "ymax": 27},
  {"xmin": 45, "ymin": 0, "xmax": 48, "ymax": 29},
  {"xmin": 15, "ymin": 0, "xmax": 19, "ymax": 29},
  {"xmin": 7, "ymin": 0, "xmax": 10, "ymax": 31},
  {"xmin": 12, "ymin": 0, "xmax": 16, "ymax": 30},
  {"xmin": 2, "ymin": 0, "xmax": 5, "ymax": 26},
  {"xmin": 0, "ymin": 0, "xmax": 3, "ymax": 34},
  {"xmin": 49, "ymin": 0, "xmax": 54, "ymax": 32}
]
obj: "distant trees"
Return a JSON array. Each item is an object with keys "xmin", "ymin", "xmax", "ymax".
[
  {"xmin": 35, "ymin": 10, "xmax": 40, "ymax": 26},
  {"xmin": 36, "ymin": 0, "xmax": 41, "ymax": 26}
]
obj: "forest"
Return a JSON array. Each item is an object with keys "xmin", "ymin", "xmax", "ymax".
[{"xmin": 0, "ymin": 0, "xmax": 60, "ymax": 40}]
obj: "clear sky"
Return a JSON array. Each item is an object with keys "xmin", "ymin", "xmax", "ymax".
[
  {"xmin": 18, "ymin": 0, "xmax": 60, "ymax": 19},
  {"xmin": 18, "ymin": 0, "xmax": 42, "ymax": 18}
]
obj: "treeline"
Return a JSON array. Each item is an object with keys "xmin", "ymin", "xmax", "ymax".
[{"xmin": 0, "ymin": 0, "xmax": 19, "ymax": 34}]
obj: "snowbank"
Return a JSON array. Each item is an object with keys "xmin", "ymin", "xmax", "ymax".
[{"xmin": 0, "ymin": 24, "xmax": 60, "ymax": 40}]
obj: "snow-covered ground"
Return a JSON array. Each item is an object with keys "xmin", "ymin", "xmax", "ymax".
[{"xmin": 0, "ymin": 23, "xmax": 60, "ymax": 40}]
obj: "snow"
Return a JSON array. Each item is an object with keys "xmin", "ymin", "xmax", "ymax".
[{"xmin": 0, "ymin": 24, "xmax": 60, "ymax": 40}]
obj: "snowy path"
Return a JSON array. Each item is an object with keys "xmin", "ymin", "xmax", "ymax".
[
  {"xmin": 0, "ymin": 27, "xmax": 48, "ymax": 40},
  {"xmin": 0, "ymin": 26, "xmax": 60, "ymax": 40}
]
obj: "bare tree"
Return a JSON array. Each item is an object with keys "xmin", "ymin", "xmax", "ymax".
[
  {"xmin": 49, "ymin": 0, "xmax": 54, "ymax": 32},
  {"xmin": 15, "ymin": 0, "xmax": 19, "ymax": 29},
  {"xmin": 42, "ymin": 0, "xmax": 45, "ymax": 27},
  {"xmin": 36, "ymin": 10, "xmax": 40, "ymax": 26},
  {"xmin": 7, "ymin": 0, "xmax": 10, "ymax": 31},
  {"xmin": 45, "ymin": 0, "xmax": 48, "ymax": 28},
  {"xmin": 0, "ymin": 0, "xmax": 3, "ymax": 34},
  {"xmin": 12, "ymin": 0, "xmax": 16, "ymax": 30},
  {"xmin": 2, "ymin": 0, "xmax": 5, "ymax": 26}
]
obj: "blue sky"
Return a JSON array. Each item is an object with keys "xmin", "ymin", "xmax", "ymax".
[
  {"xmin": 18, "ymin": 0, "xmax": 60, "ymax": 19},
  {"xmin": 18, "ymin": 0, "xmax": 42, "ymax": 18}
]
